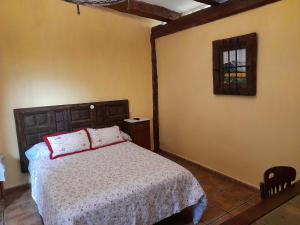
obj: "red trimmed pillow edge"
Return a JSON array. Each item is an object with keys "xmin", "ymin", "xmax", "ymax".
[{"xmin": 43, "ymin": 128, "xmax": 91, "ymax": 160}]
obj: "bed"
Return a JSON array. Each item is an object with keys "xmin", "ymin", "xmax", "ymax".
[{"xmin": 14, "ymin": 100, "xmax": 207, "ymax": 225}]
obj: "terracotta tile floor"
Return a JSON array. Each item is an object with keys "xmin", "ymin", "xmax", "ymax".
[
  {"xmin": 2, "ymin": 152, "xmax": 260, "ymax": 225},
  {"xmin": 156, "ymin": 152, "xmax": 260, "ymax": 225}
]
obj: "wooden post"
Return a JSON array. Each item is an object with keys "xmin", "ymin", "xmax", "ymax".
[{"xmin": 151, "ymin": 37, "xmax": 160, "ymax": 152}]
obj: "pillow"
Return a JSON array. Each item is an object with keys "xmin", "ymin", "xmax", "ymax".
[
  {"xmin": 43, "ymin": 129, "xmax": 91, "ymax": 159},
  {"xmin": 25, "ymin": 142, "xmax": 50, "ymax": 161},
  {"xmin": 121, "ymin": 131, "xmax": 132, "ymax": 142},
  {"xmin": 87, "ymin": 126, "xmax": 125, "ymax": 149}
]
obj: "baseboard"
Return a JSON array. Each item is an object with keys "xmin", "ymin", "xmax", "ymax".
[
  {"xmin": 4, "ymin": 183, "xmax": 30, "ymax": 195},
  {"xmin": 160, "ymin": 149, "xmax": 259, "ymax": 192}
]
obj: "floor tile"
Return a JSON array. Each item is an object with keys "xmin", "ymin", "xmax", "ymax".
[
  {"xmin": 248, "ymin": 194, "xmax": 261, "ymax": 205},
  {"xmin": 208, "ymin": 187, "xmax": 256, "ymax": 212},
  {"xmin": 254, "ymin": 204, "xmax": 300, "ymax": 225},
  {"xmin": 200, "ymin": 204, "xmax": 227, "ymax": 224},
  {"xmin": 207, "ymin": 213, "xmax": 233, "ymax": 225},
  {"xmin": 229, "ymin": 202, "xmax": 253, "ymax": 216},
  {"xmin": 289, "ymin": 195, "xmax": 300, "ymax": 209}
]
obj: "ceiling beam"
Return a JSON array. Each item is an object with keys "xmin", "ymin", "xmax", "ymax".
[
  {"xmin": 104, "ymin": 1, "xmax": 181, "ymax": 22},
  {"xmin": 152, "ymin": 0, "xmax": 282, "ymax": 39},
  {"xmin": 193, "ymin": 0, "xmax": 220, "ymax": 6}
]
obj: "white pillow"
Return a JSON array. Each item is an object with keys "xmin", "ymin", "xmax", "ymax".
[
  {"xmin": 25, "ymin": 142, "xmax": 50, "ymax": 161},
  {"xmin": 43, "ymin": 129, "xmax": 91, "ymax": 159},
  {"xmin": 121, "ymin": 131, "xmax": 132, "ymax": 142},
  {"xmin": 87, "ymin": 126, "xmax": 125, "ymax": 149}
]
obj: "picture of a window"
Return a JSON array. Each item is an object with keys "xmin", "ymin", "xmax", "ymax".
[{"xmin": 213, "ymin": 33, "xmax": 257, "ymax": 96}]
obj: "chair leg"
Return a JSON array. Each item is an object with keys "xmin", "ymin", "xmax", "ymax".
[{"xmin": 260, "ymin": 182, "xmax": 266, "ymax": 200}]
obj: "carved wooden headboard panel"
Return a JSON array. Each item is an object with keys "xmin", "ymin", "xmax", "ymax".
[{"xmin": 14, "ymin": 100, "xmax": 129, "ymax": 172}]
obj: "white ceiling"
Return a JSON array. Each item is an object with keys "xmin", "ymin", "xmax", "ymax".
[{"xmin": 141, "ymin": 0, "xmax": 210, "ymax": 14}]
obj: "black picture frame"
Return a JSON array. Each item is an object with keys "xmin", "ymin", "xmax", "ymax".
[{"xmin": 213, "ymin": 33, "xmax": 257, "ymax": 96}]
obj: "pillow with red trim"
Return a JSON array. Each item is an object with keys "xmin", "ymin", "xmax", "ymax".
[
  {"xmin": 43, "ymin": 129, "xmax": 91, "ymax": 159},
  {"xmin": 87, "ymin": 126, "xmax": 125, "ymax": 149}
]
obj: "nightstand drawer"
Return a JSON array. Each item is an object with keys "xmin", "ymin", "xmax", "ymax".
[
  {"xmin": 124, "ymin": 119, "xmax": 151, "ymax": 150},
  {"xmin": 129, "ymin": 121, "xmax": 149, "ymax": 132}
]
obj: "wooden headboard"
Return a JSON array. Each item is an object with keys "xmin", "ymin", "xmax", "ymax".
[{"xmin": 14, "ymin": 100, "xmax": 129, "ymax": 172}]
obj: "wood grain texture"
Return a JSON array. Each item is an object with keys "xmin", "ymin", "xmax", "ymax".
[
  {"xmin": 14, "ymin": 100, "xmax": 129, "ymax": 172},
  {"xmin": 151, "ymin": 0, "xmax": 282, "ymax": 39}
]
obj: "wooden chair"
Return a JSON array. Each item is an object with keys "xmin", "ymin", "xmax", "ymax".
[{"xmin": 260, "ymin": 166, "xmax": 296, "ymax": 200}]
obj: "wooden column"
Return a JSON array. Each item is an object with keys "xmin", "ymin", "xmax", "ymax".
[{"xmin": 151, "ymin": 37, "xmax": 160, "ymax": 152}]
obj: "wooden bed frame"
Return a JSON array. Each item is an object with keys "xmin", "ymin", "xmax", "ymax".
[{"xmin": 14, "ymin": 100, "xmax": 129, "ymax": 172}]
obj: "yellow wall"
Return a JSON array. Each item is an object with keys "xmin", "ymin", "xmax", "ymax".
[
  {"xmin": 156, "ymin": 0, "xmax": 300, "ymax": 187},
  {"xmin": 0, "ymin": 0, "xmax": 155, "ymax": 188}
]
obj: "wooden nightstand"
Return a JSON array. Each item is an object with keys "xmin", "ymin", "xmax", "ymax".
[{"xmin": 124, "ymin": 118, "xmax": 151, "ymax": 150}]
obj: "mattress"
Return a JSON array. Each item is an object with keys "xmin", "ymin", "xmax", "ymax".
[{"xmin": 29, "ymin": 142, "xmax": 207, "ymax": 225}]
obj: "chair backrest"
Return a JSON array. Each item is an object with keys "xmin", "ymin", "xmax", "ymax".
[{"xmin": 260, "ymin": 166, "xmax": 296, "ymax": 200}]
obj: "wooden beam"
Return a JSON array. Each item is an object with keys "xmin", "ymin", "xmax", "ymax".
[
  {"xmin": 152, "ymin": 0, "xmax": 282, "ymax": 39},
  {"xmin": 193, "ymin": 0, "xmax": 220, "ymax": 6},
  {"xmin": 105, "ymin": 1, "xmax": 181, "ymax": 22}
]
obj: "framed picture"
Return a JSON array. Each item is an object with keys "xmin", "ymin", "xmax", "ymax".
[{"xmin": 213, "ymin": 33, "xmax": 257, "ymax": 96}]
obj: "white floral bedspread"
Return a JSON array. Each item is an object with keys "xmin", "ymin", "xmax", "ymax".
[{"xmin": 29, "ymin": 142, "xmax": 206, "ymax": 225}]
